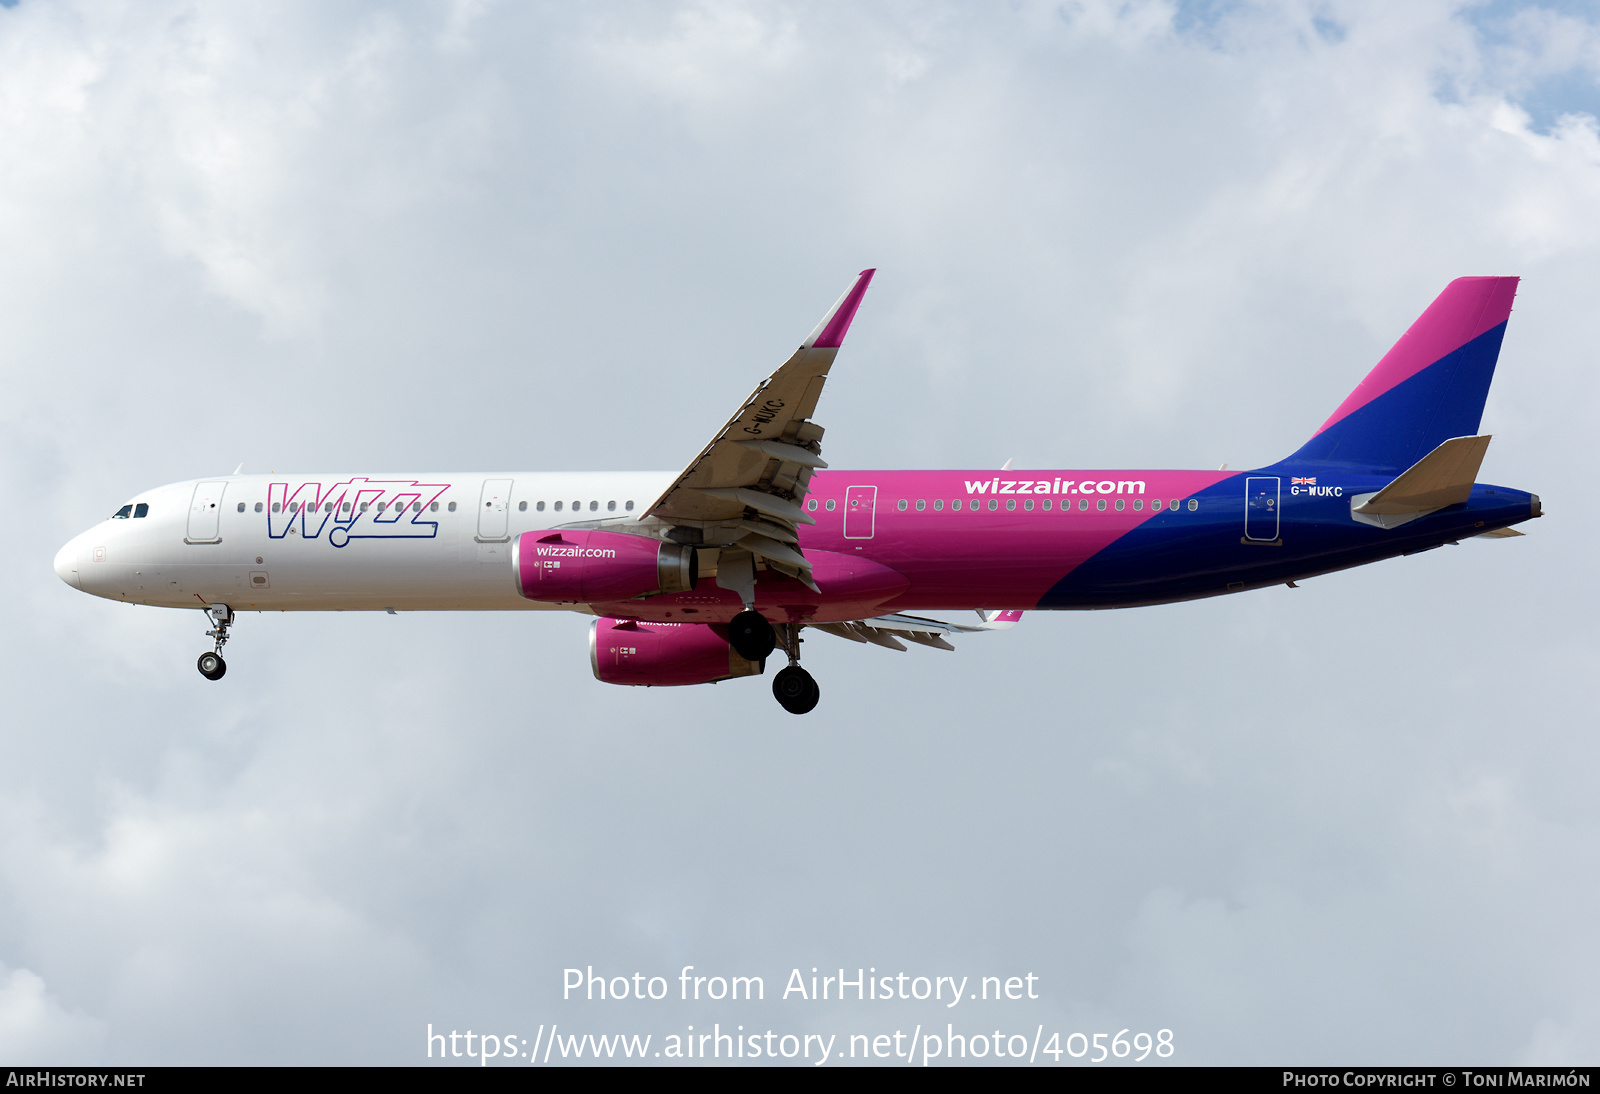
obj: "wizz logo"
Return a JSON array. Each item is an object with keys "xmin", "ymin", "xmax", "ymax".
[{"xmin": 267, "ymin": 478, "xmax": 451, "ymax": 548}]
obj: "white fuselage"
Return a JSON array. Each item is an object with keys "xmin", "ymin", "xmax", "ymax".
[{"xmin": 54, "ymin": 473, "xmax": 677, "ymax": 613}]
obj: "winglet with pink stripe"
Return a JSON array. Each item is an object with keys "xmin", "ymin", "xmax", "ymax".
[{"xmin": 803, "ymin": 269, "xmax": 876, "ymax": 349}]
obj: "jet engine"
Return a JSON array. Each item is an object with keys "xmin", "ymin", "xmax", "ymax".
[
  {"xmin": 590, "ymin": 617, "xmax": 764, "ymax": 686},
  {"xmin": 514, "ymin": 530, "xmax": 697, "ymax": 603}
]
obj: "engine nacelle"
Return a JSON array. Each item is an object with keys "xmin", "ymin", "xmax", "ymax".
[
  {"xmin": 590, "ymin": 617, "xmax": 764, "ymax": 686},
  {"xmin": 515, "ymin": 530, "xmax": 697, "ymax": 603}
]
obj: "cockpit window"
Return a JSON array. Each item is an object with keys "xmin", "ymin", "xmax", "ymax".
[
  {"xmin": 112, "ymin": 505, "xmax": 133, "ymax": 519},
  {"xmin": 133, "ymin": 503, "xmax": 149, "ymax": 518}
]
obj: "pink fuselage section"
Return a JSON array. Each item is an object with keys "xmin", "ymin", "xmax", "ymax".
[{"xmin": 598, "ymin": 469, "xmax": 1232, "ymax": 625}]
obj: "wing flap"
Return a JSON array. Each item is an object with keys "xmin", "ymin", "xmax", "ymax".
[
  {"xmin": 804, "ymin": 611, "xmax": 1022, "ymax": 653},
  {"xmin": 643, "ymin": 269, "xmax": 875, "ymax": 579}
]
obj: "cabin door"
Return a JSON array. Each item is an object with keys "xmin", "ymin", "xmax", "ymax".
[
  {"xmin": 477, "ymin": 479, "xmax": 513, "ymax": 542},
  {"xmin": 1244, "ymin": 477, "xmax": 1280, "ymax": 542},
  {"xmin": 843, "ymin": 485, "xmax": 877, "ymax": 540},
  {"xmin": 186, "ymin": 481, "xmax": 228, "ymax": 543}
]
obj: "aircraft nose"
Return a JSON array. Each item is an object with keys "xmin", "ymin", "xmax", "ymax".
[{"xmin": 53, "ymin": 537, "xmax": 83, "ymax": 589}]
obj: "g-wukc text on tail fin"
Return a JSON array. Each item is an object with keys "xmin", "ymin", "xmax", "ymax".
[{"xmin": 1291, "ymin": 277, "xmax": 1519, "ymax": 472}]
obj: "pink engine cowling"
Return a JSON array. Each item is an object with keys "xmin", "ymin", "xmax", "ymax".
[
  {"xmin": 589, "ymin": 617, "xmax": 765, "ymax": 686},
  {"xmin": 514, "ymin": 530, "xmax": 697, "ymax": 603}
]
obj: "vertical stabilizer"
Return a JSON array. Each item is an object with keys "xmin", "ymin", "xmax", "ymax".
[{"xmin": 1291, "ymin": 277, "xmax": 1518, "ymax": 471}]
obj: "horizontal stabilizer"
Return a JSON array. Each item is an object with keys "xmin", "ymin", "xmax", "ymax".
[
  {"xmin": 1351, "ymin": 435, "xmax": 1490, "ymax": 528},
  {"xmin": 1476, "ymin": 526, "xmax": 1524, "ymax": 538}
]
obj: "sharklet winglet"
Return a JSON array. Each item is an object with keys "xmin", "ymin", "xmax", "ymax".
[{"xmin": 803, "ymin": 269, "xmax": 876, "ymax": 349}]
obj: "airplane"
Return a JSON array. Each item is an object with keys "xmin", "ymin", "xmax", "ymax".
[{"xmin": 53, "ymin": 270, "xmax": 1539, "ymax": 714}]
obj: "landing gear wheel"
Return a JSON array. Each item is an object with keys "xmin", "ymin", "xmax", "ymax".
[
  {"xmin": 198, "ymin": 604, "xmax": 233, "ymax": 680},
  {"xmin": 728, "ymin": 610, "xmax": 777, "ymax": 662},
  {"xmin": 772, "ymin": 665, "xmax": 819, "ymax": 715}
]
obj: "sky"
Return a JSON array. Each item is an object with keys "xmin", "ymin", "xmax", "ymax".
[{"xmin": 1, "ymin": 0, "xmax": 1597, "ymax": 1067}]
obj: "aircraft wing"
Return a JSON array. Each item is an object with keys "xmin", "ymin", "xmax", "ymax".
[
  {"xmin": 806, "ymin": 610, "xmax": 1024, "ymax": 652},
  {"xmin": 643, "ymin": 269, "xmax": 876, "ymax": 586}
]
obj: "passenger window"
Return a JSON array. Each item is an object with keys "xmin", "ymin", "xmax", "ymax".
[
  {"xmin": 430, "ymin": 502, "xmax": 439, "ymax": 512},
  {"xmin": 1079, "ymin": 498, "xmax": 1089, "ymax": 511},
  {"xmin": 590, "ymin": 501, "xmax": 598, "ymax": 511},
  {"xmin": 236, "ymin": 502, "xmax": 245, "ymax": 513},
  {"xmin": 572, "ymin": 500, "xmax": 579, "ymax": 511},
  {"xmin": 988, "ymin": 499, "xmax": 998, "ymax": 511},
  {"xmin": 412, "ymin": 502, "xmax": 421, "ymax": 512},
  {"xmin": 933, "ymin": 499, "xmax": 944, "ymax": 511},
  {"xmin": 554, "ymin": 501, "xmax": 563, "ymax": 512},
  {"xmin": 1133, "ymin": 499, "xmax": 1143, "ymax": 511},
  {"xmin": 807, "ymin": 499, "xmax": 818, "ymax": 511},
  {"xmin": 897, "ymin": 499, "xmax": 908, "ymax": 511},
  {"xmin": 255, "ymin": 502, "xmax": 263, "ymax": 513},
  {"xmin": 607, "ymin": 500, "xmax": 616, "ymax": 512},
  {"xmin": 1042, "ymin": 499, "xmax": 1052, "ymax": 511},
  {"xmin": 360, "ymin": 503, "xmax": 370, "ymax": 512},
  {"xmin": 378, "ymin": 502, "xmax": 387, "ymax": 512},
  {"xmin": 112, "ymin": 505, "xmax": 133, "ymax": 519},
  {"xmin": 826, "ymin": 499, "xmax": 836, "ymax": 511},
  {"xmin": 1170, "ymin": 499, "xmax": 1179, "ymax": 511},
  {"xmin": 625, "ymin": 501, "xmax": 634, "ymax": 511},
  {"xmin": 324, "ymin": 502, "xmax": 332, "ymax": 512},
  {"xmin": 1151, "ymin": 499, "xmax": 1162, "ymax": 512},
  {"xmin": 916, "ymin": 499, "xmax": 926, "ymax": 511},
  {"xmin": 1115, "ymin": 499, "xmax": 1125, "ymax": 511},
  {"xmin": 133, "ymin": 503, "xmax": 148, "ymax": 518},
  {"xmin": 1006, "ymin": 499, "xmax": 1016, "ymax": 511},
  {"xmin": 1096, "ymin": 499, "xmax": 1107, "ymax": 511},
  {"xmin": 1024, "ymin": 499, "xmax": 1034, "ymax": 511},
  {"xmin": 448, "ymin": 501, "xmax": 457, "ymax": 512},
  {"xmin": 518, "ymin": 501, "xmax": 527, "ymax": 511},
  {"xmin": 536, "ymin": 501, "xmax": 545, "ymax": 512},
  {"xmin": 1188, "ymin": 499, "xmax": 1199, "ymax": 511},
  {"xmin": 272, "ymin": 502, "xmax": 281, "ymax": 513},
  {"xmin": 343, "ymin": 501, "xmax": 352, "ymax": 512}
]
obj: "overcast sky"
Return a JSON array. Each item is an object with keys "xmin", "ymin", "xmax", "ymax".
[{"xmin": 2, "ymin": 0, "xmax": 1597, "ymax": 1066}]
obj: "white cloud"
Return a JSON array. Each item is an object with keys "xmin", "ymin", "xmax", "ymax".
[{"xmin": 0, "ymin": 964, "xmax": 105, "ymax": 1063}]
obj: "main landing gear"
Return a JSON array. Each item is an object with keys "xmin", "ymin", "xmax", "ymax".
[
  {"xmin": 729, "ymin": 611, "xmax": 818, "ymax": 713},
  {"xmin": 197, "ymin": 604, "xmax": 232, "ymax": 681},
  {"xmin": 728, "ymin": 609, "xmax": 777, "ymax": 661},
  {"xmin": 769, "ymin": 623, "xmax": 819, "ymax": 716}
]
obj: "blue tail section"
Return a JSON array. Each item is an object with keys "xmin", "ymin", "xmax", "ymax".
[{"xmin": 1288, "ymin": 277, "xmax": 1518, "ymax": 471}]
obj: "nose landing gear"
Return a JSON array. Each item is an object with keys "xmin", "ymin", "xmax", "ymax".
[
  {"xmin": 197, "ymin": 604, "xmax": 233, "ymax": 681},
  {"xmin": 770, "ymin": 623, "xmax": 819, "ymax": 715}
]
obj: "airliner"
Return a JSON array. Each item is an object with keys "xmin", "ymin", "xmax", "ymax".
[{"xmin": 53, "ymin": 270, "xmax": 1539, "ymax": 713}]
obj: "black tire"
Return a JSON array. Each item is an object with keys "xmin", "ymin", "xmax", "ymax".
[
  {"xmin": 197, "ymin": 652, "xmax": 227, "ymax": 681},
  {"xmin": 728, "ymin": 610, "xmax": 777, "ymax": 662},
  {"xmin": 772, "ymin": 665, "xmax": 819, "ymax": 715}
]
